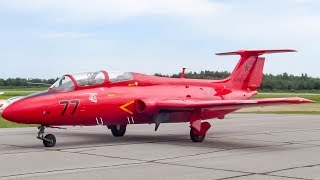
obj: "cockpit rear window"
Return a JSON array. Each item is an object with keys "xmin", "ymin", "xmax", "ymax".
[
  {"xmin": 73, "ymin": 71, "xmax": 105, "ymax": 87},
  {"xmin": 109, "ymin": 72, "xmax": 134, "ymax": 83},
  {"xmin": 50, "ymin": 76, "xmax": 75, "ymax": 92}
]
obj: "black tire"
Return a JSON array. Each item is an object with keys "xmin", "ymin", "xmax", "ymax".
[
  {"xmin": 190, "ymin": 128, "xmax": 205, "ymax": 142},
  {"xmin": 43, "ymin": 134, "xmax": 56, "ymax": 147},
  {"xmin": 110, "ymin": 125, "xmax": 126, "ymax": 137}
]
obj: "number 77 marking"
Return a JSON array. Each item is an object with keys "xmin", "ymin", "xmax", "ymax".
[{"xmin": 59, "ymin": 100, "xmax": 80, "ymax": 116}]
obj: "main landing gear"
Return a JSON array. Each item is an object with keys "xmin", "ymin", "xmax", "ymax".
[
  {"xmin": 190, "ymin": 128, "xmax": 206, "ymax": 142},
  {"xmin": 189, "ymin": 121, "xmax": 211, "ymax": 143},
  {"xmin": 37, "ymin": 126, "xmax": 56, "ymax": 147},
  {"xmin": 108, "ymin": 125, "xmax": 127, "ymax": 137}
]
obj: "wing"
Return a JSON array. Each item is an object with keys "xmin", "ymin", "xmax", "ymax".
[{"xmin": 156, "ymin": 97, "xmax": 313, "ymax": 111}]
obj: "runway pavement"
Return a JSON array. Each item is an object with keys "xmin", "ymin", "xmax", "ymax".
[{"xmin": 1, "ymin": 114, "xmax": 320, "ymax": 180}]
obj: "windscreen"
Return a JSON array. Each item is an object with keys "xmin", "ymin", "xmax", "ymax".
[{"xmin": 50, "ymin": 76, "xmax": 75, "ymax": 92}]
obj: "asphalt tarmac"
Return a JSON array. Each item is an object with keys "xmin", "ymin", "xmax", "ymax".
[{"xmin": 1, "ymin": 114, "xmax": 320, "ymax": 180}]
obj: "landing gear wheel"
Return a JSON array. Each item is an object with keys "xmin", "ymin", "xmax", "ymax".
[
  {"xmin": 37, "ymin": 126, "xmax": 57, "ymax": 147},
  {"xmin": 43, "ymin": 134, "xmax": 56, "ymax": 147},
  {"xmin": 110, "ymin": 125, "xmax": 126, "ymax": 137},
  {"xmin": 190, "ymin": 128, "xmax": 205, "ymax": 142}
]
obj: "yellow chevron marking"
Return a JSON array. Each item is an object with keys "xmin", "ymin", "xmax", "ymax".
[
  {"xmin": 128, "ymin": 82, "xmax": 138, "ymax": 87},
  {"xmin": 119, "ymin": 100, "xmax": 135, "ymax": 115}
]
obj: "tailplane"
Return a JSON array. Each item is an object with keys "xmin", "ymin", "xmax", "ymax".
[{"xmin": 216, "ymin": 49, "xmax": 296, "ymax": 90}]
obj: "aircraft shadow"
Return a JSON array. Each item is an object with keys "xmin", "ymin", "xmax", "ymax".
[{"xmin": 44, "ymin": 131, "xmax": 291, "ymax": 152}]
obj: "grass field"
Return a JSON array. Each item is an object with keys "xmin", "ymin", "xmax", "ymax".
[
  {"xmin": 254, "ymin": 93, "xmax": 320, "ymax": 104},
  {"xmin": 0, "ymin": 88, "xmax": 44, "ymax": 128},
  {"xmin": 1, "ymin": 89, "xmax": 320, "ymax": 128},
  {"xmin": 0, "ymin": 117, "xmax": 35, "ymax": 128},
  {"xmin": 0, "ymin": 87, "xmax": 47, "ymax": 100}
]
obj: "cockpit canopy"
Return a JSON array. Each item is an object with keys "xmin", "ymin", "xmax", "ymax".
[
  {"xmin": 108, "ymin": 71, "xmax": 134, "ymax": 83},
  {"xmin": 50, "ymin": 71, "xmax": 134, "ymax": 92},
  {"xmin": 73, "ymin": 71, "xmax": 105, "ymax": 87}
]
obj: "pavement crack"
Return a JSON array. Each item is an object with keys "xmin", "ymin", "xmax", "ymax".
[
  {"xmin": 0, "ymin": 162, "xmax": 146, "ymax": 179},
  {"xmin": 153, "ymin": 161, "xmax": 255, "ymax": 174},
  {"xmin": 265, "ymin": 163, "xmax": 320, "ymax": 174},
  {"xmin": 263, "ymin": 174, "xmax": 315, "ymax": 180},
  {"xmin": 215, "ymin": 173, "xmax": 255, "ymax": 180},
  {"xmin": 211, "ymin": 128, "xmax": 320, "ymax": 139},
  {"xmin": 65, "ymin": 151, "xmax": 146, "ymax": 162}
]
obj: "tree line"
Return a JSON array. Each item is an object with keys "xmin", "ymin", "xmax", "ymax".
[
  {"xmin": 1, "ymin": 71, "xmax": 320, "ymax": 91},
  {"xmin": 0, "ymin": 78, "xmax": 57, "ymax": 87},
  {"xmin": 155, "ymin": 71, "xmax": 320, "ymax": 91}
]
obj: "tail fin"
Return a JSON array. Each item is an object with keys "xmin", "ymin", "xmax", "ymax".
[{"xmin": 216, "ymin": 49, "xmax": 296, "ymax": 90}]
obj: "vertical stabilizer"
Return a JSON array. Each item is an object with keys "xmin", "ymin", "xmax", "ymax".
[{"xmin": 216, "ymin": 49, "xmax": 296, "ymax": 90}]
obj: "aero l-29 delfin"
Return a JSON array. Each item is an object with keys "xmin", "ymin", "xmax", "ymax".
[{"xmin": 0, "ymin": 49, "xmax": 313, "ymax": 147}]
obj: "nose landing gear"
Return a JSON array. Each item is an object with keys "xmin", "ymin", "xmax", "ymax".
[{"xmin": 37, "ymin": 126, "xmax": 56, "ymax": 147}]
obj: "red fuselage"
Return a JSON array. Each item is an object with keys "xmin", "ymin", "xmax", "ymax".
[{"xmin": 1, "ymin": 73, "xmax": 254, "ymax": 126}]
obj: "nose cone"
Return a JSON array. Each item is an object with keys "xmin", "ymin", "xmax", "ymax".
[
  {"xmin": 1, "ymin": 101, "xmax": 25, "ymax": 123},
  {"xmin": 2, "ymin": 98, "xmax": 48, "ymax": 124},
  {"xmin": 1, "ymin": 91, "xmax": 56, "ymax": 124}
]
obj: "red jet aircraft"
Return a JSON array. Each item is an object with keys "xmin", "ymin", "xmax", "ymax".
[{"xmin": 0, "ymin": 49, "xmax": 313, "ymax": 147}]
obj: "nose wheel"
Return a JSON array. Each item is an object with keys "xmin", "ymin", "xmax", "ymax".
[{"xmin": 37, "ymin": 126, "xmax": 56, "ymax": 147}]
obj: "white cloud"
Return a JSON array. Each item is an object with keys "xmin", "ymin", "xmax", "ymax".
[
  {"xmin": 0, "ymin": 0, "xmax": 230, "ymax": 22},
  {"xmin": 178, "ymin": 1, "xmax": 320, "ymax": 45}
]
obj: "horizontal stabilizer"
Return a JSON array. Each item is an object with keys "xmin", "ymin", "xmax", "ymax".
[{"xmin": 215, "ymin": 49, "xmax": 296, "ymax": 56}]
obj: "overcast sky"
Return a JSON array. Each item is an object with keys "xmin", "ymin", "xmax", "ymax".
[{"xmin": 0, "ymin": 0, "xmax": 319, "ymax": 78}]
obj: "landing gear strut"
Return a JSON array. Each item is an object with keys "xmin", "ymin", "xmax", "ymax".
[
  {"xmin": 108, "ymin": 125, "xmax": 127, "ymax": 137},
  {"xmin": 37, "ymin": 126, "xmax": 56, "ymax": 147}
]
